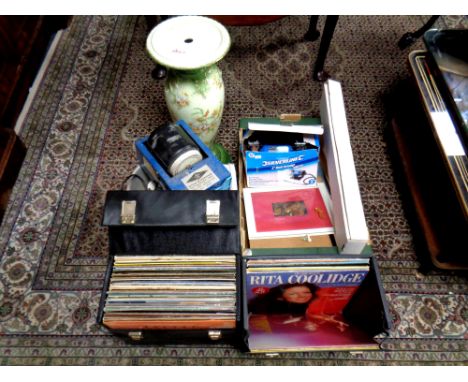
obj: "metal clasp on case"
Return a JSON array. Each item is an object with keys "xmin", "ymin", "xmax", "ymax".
[
  {"xmin": 206, "ymin": 200, "xmax": 220, "ymax": 224},
  {"xmin": 208, "ymin": 330, "xmax": 222, "ymax": 341},
  {"xmin": 121, "ymin": 200, "xmax": 136, "ymax": 224},
  {"xmin": 128, "ymin": 331, "xmax": 143, "ymax": 341}
]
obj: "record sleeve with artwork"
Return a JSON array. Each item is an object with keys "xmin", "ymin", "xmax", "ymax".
[
  {"xmin": 243, "ymin": 186, "xmax": 334, "ymax": 240},
  {"xmin": 245, "ymin": 260, "xmax": 378, "ymax": 352}
]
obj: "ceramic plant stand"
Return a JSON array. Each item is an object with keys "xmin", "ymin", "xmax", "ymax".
[{"xmin": 146, "ymin": 16, "xmax": 231, "ymax": 146}]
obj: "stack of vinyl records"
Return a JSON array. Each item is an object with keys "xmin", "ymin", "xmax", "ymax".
[{"xmin": 102, "ymin": 255, "xmax": 237, "ymax": 330}]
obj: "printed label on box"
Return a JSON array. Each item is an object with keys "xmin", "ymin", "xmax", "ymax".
[
  {"xmin": 181, "ymin": 165, "xmax": 220, "ymax": 190},
  {"xmin": 245, "ymin": 149, "xmax": 319, "ymax": 188}
]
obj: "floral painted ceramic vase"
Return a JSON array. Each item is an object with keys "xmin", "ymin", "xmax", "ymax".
[
  {"xmin": 164, "ymin": 64, "xmax": 224, "ymax": 145},
  {"xmin": 146, "ymin": 16, "xmax": 231, "ymax": 146}
]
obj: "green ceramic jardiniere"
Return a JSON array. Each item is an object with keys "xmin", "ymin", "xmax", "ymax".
[{"xmin": 147, "ymin": 16, "xmax": 231, "ymax": 146}]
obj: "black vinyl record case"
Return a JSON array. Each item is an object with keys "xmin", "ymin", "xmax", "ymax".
[
  {"xmin": 98, "ymin": 190, "xmax": 243, "ymax": 345},
  {"xmin": 241, "ymin": 249, "xmax": 391, "ymax": 353}
]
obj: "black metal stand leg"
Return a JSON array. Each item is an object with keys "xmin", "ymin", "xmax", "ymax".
[
  {"xmin": 398, "ymin": 16, "xmax": 440, "ymax": 49},
  {"xmin": 313, "ymin": 15, "xmax": 339, "ymax": 82},
  {"xmin": 304, "ymin": 16, "xmax": 320, "ymax": 41}
]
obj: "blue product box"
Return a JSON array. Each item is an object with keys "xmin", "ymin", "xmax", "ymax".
[
  {"xmin": 241, "ymin": 123, "xmax": 321, "ymax": 188},
  {"xmin": 135, "ymin": 120, "xmax": 231, "ymax": 190}
]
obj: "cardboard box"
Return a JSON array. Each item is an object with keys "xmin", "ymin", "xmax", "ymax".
[
  {"xmin": 238, "ymin": 136, "xmax": 336, "ymax": 251},
  {"xmin": 239, "ymin": 82, "xmax": 372, "ymax": 256}
]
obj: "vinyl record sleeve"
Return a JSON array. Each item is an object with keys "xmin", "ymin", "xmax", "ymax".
[
  {"xmin": 243, "ymin": 186, "xmax": 334, "ymax": 239},
  {"xmin": 245, "ymin": 261, "xmax": 374, "ymax": 352}
]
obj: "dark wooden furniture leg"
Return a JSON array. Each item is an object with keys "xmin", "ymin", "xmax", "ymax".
[
  {"xmin": 304, "ymin": 16, "xmax": 320, "ymax": 41},
  {"xmin": 0, "ymin": 16, "xmax": 70, "ymax": 127},
  {"xmin": 313, "ymin": 15, "xmax": 339, "ymax": 81},
  {"xmin": 398, "ymin": 16, "xmax": 440, "ymax": 49}
]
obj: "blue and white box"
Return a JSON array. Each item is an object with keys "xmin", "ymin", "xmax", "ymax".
[
  {"xmin": 135, "ymin": 120, "xmax": 231, "ymax": 190},
  {"xmin": 241, "ymin": 121, "xmax": 322, "ymax": 188}
]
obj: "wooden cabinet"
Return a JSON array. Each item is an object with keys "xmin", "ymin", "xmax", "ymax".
[
  {"xmin": 0, "ymin": 128, "xmax": 26, "ymax": 223},
  {"xmin": 0, "ymin": 16, "xmax": 68, "ymax": 223},
  {"xmin": 387, "ymin": 55, "xmax": 468, "ymax": 271},
  {"xmin": 0, "ymin": 15, "xmax": 69, "ymax": 127}
]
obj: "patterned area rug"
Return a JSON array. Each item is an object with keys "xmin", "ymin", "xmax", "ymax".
[{"xmin": 0, "ymin": 15, "xmax": 467, "ymax": 365}]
